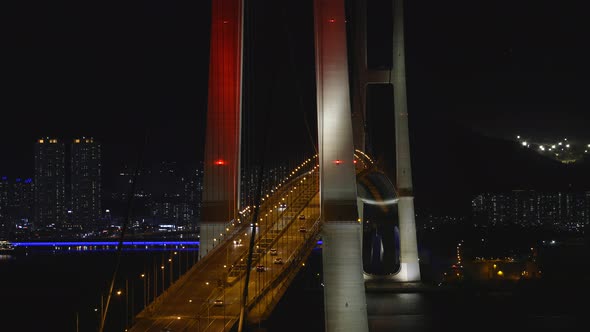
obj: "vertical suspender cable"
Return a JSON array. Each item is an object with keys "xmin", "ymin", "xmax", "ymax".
[
  {"xmin": 98, "ymin": 130, "xmax": 148, "ymax": 332},
  {"xmin": 282, "ymin": 2, "xmax": 317, "ymax": 158},
  {"xmin": 238, "ymin": 0, "xmax": 276, "ymax": 329},
  {"xmin": 237, "ymin": 0, "xmax": 255, "ymax": 329}
]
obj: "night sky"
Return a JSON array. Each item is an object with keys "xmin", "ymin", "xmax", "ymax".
[{"xmin": 1, "ymin": 0, "xmax": 588, "ymax": 214}]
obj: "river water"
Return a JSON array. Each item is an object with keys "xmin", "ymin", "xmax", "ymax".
[
  {"xmin": 1, "ymin": 244, "xmax": 588, "ymax": 332},
  {"xmin": 0, "ymin": 245, "xmax": 198, "ymax": 332}
]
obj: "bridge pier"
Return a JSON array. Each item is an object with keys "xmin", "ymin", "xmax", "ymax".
[
  {"xmin": 348, "ymin": 0, "xmax": 421, "ymax": 283},
  {"xmin": 394, "ymin": 197, "xmax": 421, "ymax": 281},
  {"xmin": 322, "ymin": 223, "xmax": 369, "ymax": 332},
  {"xmin": 391, "ymin": 0, "xmax": 421, "ymax": 283},
  {"xmin": 313, "ymin": 0, "xmax": 370, "ymax": 330}
]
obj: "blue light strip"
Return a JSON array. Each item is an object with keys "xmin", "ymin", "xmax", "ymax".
[
  {"xmin": 13, "ymin": 241, "xmax": 200, "ymax": 247},
  {"xmin": 12, "ymin": 240, "xmax": 323, "ymax": 247}
]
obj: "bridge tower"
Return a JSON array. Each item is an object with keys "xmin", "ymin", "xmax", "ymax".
[
  {"xmin": 314, "ymin": 1, "xmax": 369, "ymax": 331},
  {"xmin": 350, "ymin": 0, "xmax": 421, "ymax": 282},
  {"xmin": 200, "ymin": 0, "xmax": 243, "ymax": 260}
]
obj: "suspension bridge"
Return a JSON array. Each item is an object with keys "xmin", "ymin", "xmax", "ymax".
[{"xmin": 123, "ymin": 1, "xmax": 421, "ymax": 331}]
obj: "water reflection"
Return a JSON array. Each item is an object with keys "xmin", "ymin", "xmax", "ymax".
[
  {"xmin": 10, "ymin": 241, "xmax": 199, "ymax": 255},
  {"xmin": 1, "ymin": 244, "xmax": 200, "ymax": 331}
]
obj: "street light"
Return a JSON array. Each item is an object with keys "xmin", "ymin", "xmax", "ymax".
[
  {"xmin": 161, "ymin": 265, "xmax": 165, "ymax": 292},
  {"xmin": 169, "ymin": 257, "xmax": 173, "ymax": 285},
  {"xmin": 140, "ymin": 274, "xmax": 146, "ymax": 309},
  {"xmin": 129, "ymin": 279, "xmax": 134, "ymax": 328},
  {"xmin": 115, "ymin": 288, "xmax": 125, "ymax": 331}
]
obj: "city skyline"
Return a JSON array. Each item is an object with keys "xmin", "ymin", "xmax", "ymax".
[
  {"xmin": 2, "ymin": 125, "xmax": 590, "ymax": 218},
  {"xmin": 2, "ymin": 0, "xmax": 589, "ymax": 215},
  {"xmin": 4, "ymin": 143, "xmax": 590, "ymax": 231},
  {"xmin": 1, "ymin": 2, "xmax": 588, "ymax": 332}
]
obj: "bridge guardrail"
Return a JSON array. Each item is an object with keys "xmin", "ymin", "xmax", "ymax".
[
  {"xmin": 245, "ymin": 213, "xmax": 322, "ymax": 322},
  {"xmin": 226, "ymin": 172, "xmax": 318, "ymax": 285}
]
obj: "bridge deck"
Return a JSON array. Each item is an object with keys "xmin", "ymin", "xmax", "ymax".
[{"xmin": 129, "ymin": 172, "xmax": 320, "ymax": 332}]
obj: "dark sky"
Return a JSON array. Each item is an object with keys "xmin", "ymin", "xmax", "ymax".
[
  {"xmin": 405, "ymin": 0, "xmax": 588, "ymax": 140},
  {"xmin": 1, "ymin": 1, "xmax": 212, "ymax": 173},
  {"xmin": 1, "ymin": 0, "xmax": 588, "ymax": 214}
]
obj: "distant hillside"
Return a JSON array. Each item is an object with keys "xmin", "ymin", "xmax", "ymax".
[
  {"xmin": 460, "ymin": 130, "xmax": 590, "ymax": 192},
  {"xmin": 411, "ymin": 125, "xmax": 590, "ymax": 215}
]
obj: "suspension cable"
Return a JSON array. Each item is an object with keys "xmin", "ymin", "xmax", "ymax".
[
  {"xmin": 282, "ymin": 2, "xmax": 318, "ymax": 157},
  {"xmin": 99, "ymin": 129, "xmax": 148, "ymax": 332}
]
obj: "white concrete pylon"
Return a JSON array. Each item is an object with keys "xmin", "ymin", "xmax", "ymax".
[
  {"xmin": 314, "ymin": 0, "xmax": 369, "ymax": 331},
  {"xmin": 393, "ymin": 0, "xmax": 421, "ymax": 282}
]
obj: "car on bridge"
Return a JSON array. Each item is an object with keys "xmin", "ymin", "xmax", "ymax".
[
  {"xmin": 270, "ymin": 248, "xmax": 278, "ymax": 255},
  {"xmin": 213, "ymin": 299, "xmax": 224, "ymax": 306},
  {"xmin": 273, "ymin": 257, "xmax": 284, "ymax": 264},
  {"xmin": 256, "ymin": 265, "xmax": 266, "ymax": 272},
  {"xmin": 299, "ymin": 227, "xmax": 307, "ymax": 233},
  {"xmin": 299, "ymin": 214, "xmax": 306, "ymax": 220}
]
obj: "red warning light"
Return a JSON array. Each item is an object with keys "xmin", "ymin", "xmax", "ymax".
[
  {"xmin": 328, "ymin": 18, "xmax": 335, "ymax": 23},
  {"xmin": 333, "ymin": 159, "xmax": 343, "ymax": 165},
  {"xmin": 353, "ymin": 159, "xmax": 357, "ymax": 164},
  {"xmin": 215, "ymin": 160, "xmax": 226, "ymax": 166}
]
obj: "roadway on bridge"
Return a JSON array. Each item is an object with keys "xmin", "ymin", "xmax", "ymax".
[{"xmin": 129, "ymin": 179, "xmax": 320, "ymax": 332}]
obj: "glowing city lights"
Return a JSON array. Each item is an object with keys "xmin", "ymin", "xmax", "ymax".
[{"xmin": 515, "ymin": 135, "xmax": 589, "ymax": 164}]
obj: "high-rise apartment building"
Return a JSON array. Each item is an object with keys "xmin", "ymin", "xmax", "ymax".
[
  {"xmin": 472, "ymin": 193, "xmax": 510, "ymax": 226},
  {"xmin": 0, "ymin": 176, "xmax": 9, "ymax": 237},
  {"xmin": 0, "ymin": 176, "xmax": 8, "ymax": 223},
  {"xmin": 472, "ymin": 190, "xmax": 590, "ymax": 230},
  {"xmin": 0, "ymin": 176, "xmax": 34, "ymax": 238},
  {"xmin": 71, "ymin": 137, "xmax": 101, "ymax": 229},
  {"xmin": 34, "ymin": 138, "xmax": 66, "ymax": 228}
]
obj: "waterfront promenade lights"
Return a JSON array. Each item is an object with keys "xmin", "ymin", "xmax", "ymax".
[
  {"xmin": 115, "ymin": 288, "xmax": 126, "ymax": 330},
  {"xmin": 140, "ymin": 274, "xmax": 147, "ymax": 309},
  {"xmin": 169, "ymin": 257, "xmax": 173, "ymax": 285},
  {"xmin": 174, "ymin": 251, "xmax": 181, "ymax": 281},
  {"xmin": 161, "ymin": 265, "xmax": 165, "ymax": 292}
]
